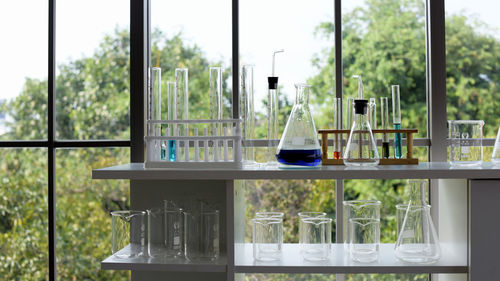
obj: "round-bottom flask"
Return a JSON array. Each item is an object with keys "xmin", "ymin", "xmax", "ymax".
[{"xmin": 276, "ymin": 84, "xmax": 322, "ymax": 167}]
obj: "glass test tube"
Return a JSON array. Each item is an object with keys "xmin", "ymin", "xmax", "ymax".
[
  {"xmin": 346, "ymin": 97, "xmax": 354, "ymax": 130},
  {"xmin": 380, "ymin": 97, "xmax": 390, "ymax": 159},
  {"xmin": 241, "ymin": 65, "xmax": 256, "ymax": 164},
  {"xmin": 175, "ymin": 68, "xmax": 189, "ymax": 160},
  {"xmin": 151, "ymin": 67, "xmax": 162, "ymax": 161},
  {"xmin": 368, "ymin": 98, "xmax": 377, "ymax": 159},
  {"xmin": 333, "ymin": 97, "xmax": 342, "ymax": 159},
  {"xmin": 167, "ymin": 82, "xmax": 177, "ymax": 161},
  {"xmin": 392, "ymin": 85, "xmax": 402, "ymax": 159},
  {"xmin": 209, "ymin": 67, "xmax": 223, "ymax": 161},
  {"xmin": 267, "ymin": 81, "xmax": 279, "ymax": 164}
]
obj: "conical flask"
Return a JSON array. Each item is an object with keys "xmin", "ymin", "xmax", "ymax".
[
  {"xmin": 395, "ymin": 180, "xmax": 441, "ymax": 263},
  {"xmin": 491, "ymin": 127, "xmax": 500, "ymax": 165},
  {"xmin": 276, "ymin": 84, "xmax": 321, "ymax": 167},
  {"xmin": 343, "ymin": 99, "xmax": 379, "ymax": 166}
]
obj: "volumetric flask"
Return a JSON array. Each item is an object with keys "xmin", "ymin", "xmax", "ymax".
[
  {"xmin": 111, "ymin": 210, "xmax": 147, "ymax": 259},
  {"xmin": 448, "ymin": 120, "xmax": 484, "ymax": 166},
  {"xmin": 395, "ymin": 180, "xmax": 441, "ymax": 263},
  {"xmin": 492, "ymin": 127, "xmax": 500, "ymax": 165},
  {"xmin": 276, "ymin": 84, "xmax": 322, "ymax": 167},
  {"xmin": 349, "ymin": 218, "xmax": 380, "ymax": 263},
  {"xmin": 343, "ymin": 200, "xmax": 380, "ymax": 252},
  {"xmin": 184, "ymin": 210, "xmax": 220, "ymax": 261},
  {"xmin": 300, "ymin": 217, "xmax": 332, "ymax": 261},
  {"xmin": 164, "ymin": 202, "xmax": 184, "ymax": 258},
  {"xmin": 252, "ymin": 217, "xmax": 283, "ymax": 261}
]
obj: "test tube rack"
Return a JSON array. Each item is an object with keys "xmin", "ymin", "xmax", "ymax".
[
  {"xmin": 145, "ymin": 119, "xmax": 242, "ymax": 169},
  {"xmin": 318, "ymin": 129, "xmax": 419, "ymax": 165}
]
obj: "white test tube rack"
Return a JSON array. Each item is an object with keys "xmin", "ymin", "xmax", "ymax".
[{"xmin": 145, "ymin": 119, "xmax": 242, "ymax": 169}]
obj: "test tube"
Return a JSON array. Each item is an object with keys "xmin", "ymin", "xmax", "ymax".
[
  {"xmin": 346, "ymin": 97, "xmax": 354, "ymax": 130},
  {"xmin": 392, "ymin": 85, "xmax": 402, "ymax": 159},
  {"xmin": 380, "ymin": 97, "xmax": 390, "ymax": 159},
  {"xmin": 241, "ymin": 65, "xmax": 256, "ymax": 164},
  {"xmin": 333, "ymin": 97, "xmax": 342, "ymax": 159},
  {"xmin": 175, "ymin": 68, "xmax": 189, "ymax": 160},
  {"xmin": 151, "ymin": 67, "xmax": 162, "ymax": 161},
  {"xmin": 209, "ymin": 67, "xmax": 223, "ymax": 161},
  {"xmin": 267, "ymin": 82, "xmax": 279, "ymax": 164},
  {"xmin": 369, "ymin": 98, "xmax": 377, "ymax": 159},
  {"xmin": 167, "ymin": 81, "xmax": 177, "ymax": 162}
]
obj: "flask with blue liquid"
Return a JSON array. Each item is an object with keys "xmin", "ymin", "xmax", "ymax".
[{"xmin": 275, "ymin": 84, "xmax": 322, "ymax": 167}]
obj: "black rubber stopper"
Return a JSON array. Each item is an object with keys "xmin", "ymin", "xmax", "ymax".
[
  {"xmin": 268, "ymin": 77, "xmax": 279, "ymax": 90},
  {"xmin": 354, "ymin": 99, "xmax": 368, "ymax": 114}
]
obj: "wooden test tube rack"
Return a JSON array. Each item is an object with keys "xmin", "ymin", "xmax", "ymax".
[{"xmin": 318, "ymin": 129, "xmax": 419, "ymax": 165}]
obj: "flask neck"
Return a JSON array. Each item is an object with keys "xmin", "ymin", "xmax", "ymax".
[
  {"xmin": 409, "ymin": 181, "xmax": 427, "ymax": 205},
  {"xmin": 295, "ymin": 84, "xmax": 310, "ymax": 105}
]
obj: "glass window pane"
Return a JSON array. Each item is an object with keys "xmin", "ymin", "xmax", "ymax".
[
  {"xmin": 241, "ymin": 0, "xmax": 334, "ymax": 136},
  {"xmin": 342, "ymin": 0, "xmax": 427, "ymax": 138},
  {"xmin": 151, "ymin": 0, "xmax": 232, "ymax": 120},
  {"xmin": 0, "ymin": 148, "xmax": 48, "ymax": 279},
  {"xmin": 0, "ymin": 1, "xmax": 48, "ymax": 140},
  {"xmin": 56, "ymin": 147, "xmax": 129, "ymax": 280},
  {"xmin": 445, "ymin": 0, "xmax": 500, "ymax": 138},
  {"xmin": 56, "ymin": 0, "xmax": 130, "ymax": 140}
]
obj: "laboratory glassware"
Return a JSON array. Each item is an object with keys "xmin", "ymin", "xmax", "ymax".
[
  {"xmin": 149, "ymin": 67, "xmax": 162, "ymax": 161},
  {"xmin": 349, "ymin": 217, "xmax": 380, "ymax": 263},
  {"xmin": 267, "ymin": 50, "xmax": 284, "ymax": 165},
  {"xmin": 147, "ymin": 207, "xmax": 166, "ymax": 257},
  {"xmin": 167, "ymin": 81, "xmax": 177, "ymax": 161},
  {"xmin": 333, "ymin": 97, "xmax": 342, "ymax": 159},
  {"xmin": 111, "ymin": 210, "xmax": 147, "ymax": 258},
  {"xmin": 395, "ymin": 180, "xmax": 441, "ymax": 263},
  {"xmin": 380, "ymin": 97, "xmax": 390, "ymax": 158},
  {"xmin": 392, "ymin": 85, "xmax": 402, "ymax": 159},
  {"xmin": 343, "ymin": 200, "xmax": 381, "ymax": 252},
  {"xmin": 276, "ymin": 84, "xmax": 322, "ymax": 167},
  {"xmin": 448, "ymin": 120, "xmax": 484, "ymax": 166},
  {"xmin": 252, "ymin": 217, "xmax": 283, "ymax": 261},
  {"xmin": 343, "ymin": 99, "xmax": 380, "ymax": 166},
  {"xmin": 492, "ymin": 127, "xmax": 500, "ymax": 164},
  {"xmin": 395, "ymin": 204, "xmax": 408, "ymax": 241},
  {"xmin": 298, "ymin": 212, "xmax": 327, "ymax": 253},
  {"xmin": 209, "ymin": 66, "xmax": 223, "ymax": 161},
  {"xmin": 256, "ymin": 211, "xmax": 285, "ymax": 219},
  {"xmin": 346, "ymin": 97, "xmax": 354, "ymax": 131},
  {"xmin": 368, "ymin": 98, "xmax": 377, "ymax": 129},
  {"xmin": 184, "ymin": 210, "xmax": 220, "ymax": 261},
  {"xmin": 241, "ymin": 65, "xmax": 256, "ymax": 165},
  {"xmin": 175, "ymin": 68, "xmax": 189, "ymax": 160},
  {"xmin": 164, "ymin": 201, "xmax": 184, "ymax": 258},
  {"xmin": 300, "ymin": 217, "xmax": 332, "ymax": 261}
]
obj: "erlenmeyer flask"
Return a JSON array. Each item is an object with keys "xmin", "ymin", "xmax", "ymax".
[
  {"xmin": 395, "ymin": 180, "xmax": 441, "ymax": 263},
  {"xmin": 276, "ymin": 84, "xmax": 321, "ymax": 167},
  {"xmin": 343, "ymin": 99, "xmax": 379, "ymax": 166},
  {"xmin": 491, "ymin": 127, "xmax": 500, "ymax": 165}
]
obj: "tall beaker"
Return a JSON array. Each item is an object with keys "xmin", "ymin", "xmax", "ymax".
[
  {"xmin": 276, "ymin": 84, "xmax": 322, "ymax": 167},
  {"xmin": 395, "ymin": 180, "xmax": 441, "ymax": 263},
  {"xmin": 343, "ymin": 99, "xmax": 379, "ymax": 166},
  {"xmin": 448, "ymin": 120, "xmax": 484, "ymax": 166}
]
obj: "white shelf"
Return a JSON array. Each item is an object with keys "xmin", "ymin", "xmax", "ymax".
[
  {"xmin": 92, "ymin": 162, "xmax": 500, "ymax": 180},
  {"xmin": 235, "ymin": 243, "xmax": 467, "ymax": 274},
  {"xmin": 101, "ymin": 245, "xmax": 227, "ymax": 272}
]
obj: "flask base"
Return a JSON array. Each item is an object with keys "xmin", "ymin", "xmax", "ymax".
[{"xmin": 276, "ymin": 149, "xmax": 322, "ymax": 167}]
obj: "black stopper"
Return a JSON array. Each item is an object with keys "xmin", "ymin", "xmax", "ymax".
[
  {"xmin": 268, "ymin": 77, "xmax": 279, "ymax": 90},
  {"xmin": 354, "ymin": 99, "xmax": 368, "ymax": 114}
]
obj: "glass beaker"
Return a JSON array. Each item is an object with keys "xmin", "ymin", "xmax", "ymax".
[
  {"xmin": 276, "ymin": 84, "xmax": 322, "ymax": 167},
  {"xmin": 349, "ymin": 218, "xmax": 380, "ymax": 263},
  {"xmin": 448, "ymin": 120, "xmax": 484, "ymax": 166},
  {"xmin": 395, "ymin": 204, "xmax": 408, "ymax": 241},
  {"xmin": 491, "ymin": 127, "xmax": 500, "ymax": 165},
  {"xmin": 343, "ymin": 200, "xmax": 381, "ymax": 252},
  {"xmin": 343, "ymin": 99, "xmax": 380, "ymax": 166},
  {"xmin": 184, "ymin": 210, "xmax": 220, "ymax": 261},
  {"xmin": 241, "ymin": 65, "xmax": 256, "ymax": 166},
  {"xmin": 147, "ymin": 207, "xmax": 165, "ymax": 258},
  {"xmin": 252, "ymin": 217, "xmax": 283, "ymax": 261},
  {"xmin": 395, "ymin": 180, "xmax": 441, "ymax": 264},
  {"xmin": 298, "ymin": 212, "xmax": 327, "ymax": 253},
  {"xmin": 164, "ymin": 202, "xmax": 184, "ymax": 258},
  {"xmin": 111, "ymin": 210, "xmax": 147, "ymax": 259},
  {"xmin": 300, "ymin": 217, "xmax": 332, "ymax": 261},
  {"xmin": 256, "ymin": 211, "xmax": 285, "ymax": 219}
]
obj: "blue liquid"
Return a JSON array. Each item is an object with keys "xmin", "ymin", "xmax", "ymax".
[
  {"xmin": 276, "ymin": 149, "xmax": 322, "ymax": 166},
  {"xmin": 161, "ymin": 146, "xmax": 166, "ymax": 160},
  {"xmin": 394, "ymin": 123, "xmax": 402, "ymax": 159},
  {"xmin": 168, "ymin": 140, "xmax": 177, "ymax": 162}
]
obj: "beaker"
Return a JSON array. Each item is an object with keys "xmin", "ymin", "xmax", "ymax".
[
  {"xmin": 298, "ymin": 212, "xmax": 327, "ymax": 253},
  {"xmin": 252, "ymin": 217, "xmax": 283, "ymax": 261},
  {"xmin": 164, "ymin": 202, "xmax": 184, "ymax": 258},
  {"xmin": 184, "ymin": 210, "xmax": 220, "ymax": 261},
  {"xmin": 491, "ymin": 127, "xmax": 500, "ymax": 165},
  {"xmin": 276, "ymin": 84, "xmax": 322, "ymax": 167},
  {"xmin": 395, "ymin": 180, "xmax": 441, "ymax": 264},
  {"xmin": 448, "ymin": 120, "xmax": 484, "ymax": 166},
  {"xmin": 256, "ymin": 211, "xmax": 285, "ymax": 219},
  {"xmin": 349, "ymin": 218, "xmax": 380, "ymax": 263},
  {"xmin": 343, "ymin": 200, "xmax": 380, "ymax": 252},
  {"xmin": 300, "ymin": 217, "xmax": 332, "ymax": 261},
  {"xmin": 343, "ymin": 99, "xmax": 380, "ymax": 166},
  {"xmin": 111, "ymin": 210, "xmax": 147, "ymax": 259},
  {"xmin": 147, "ymin": 207, "xmax": 165, "ymax": 258}
]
